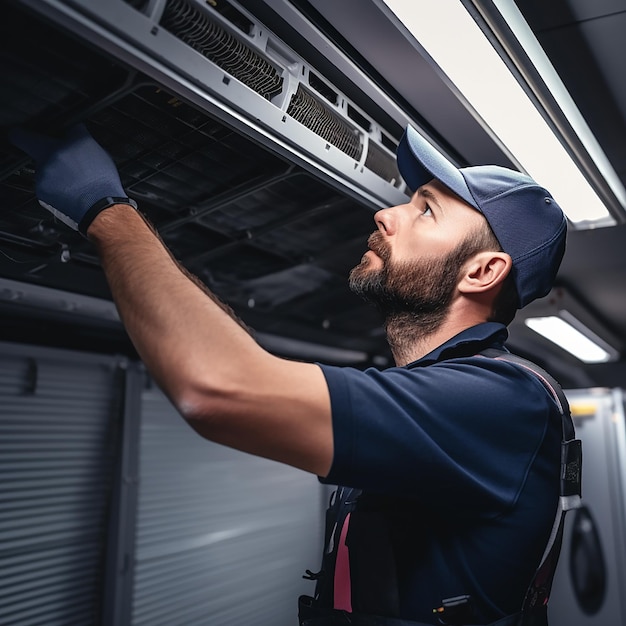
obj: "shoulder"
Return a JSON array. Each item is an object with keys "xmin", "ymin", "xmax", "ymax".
[
  {"xmin": 319, "ymin": 353, "xmax": 558, "ymax": 422},
  {"xmin": 319, "ymin": 355, "xmax": 561, "ymax": 501}
]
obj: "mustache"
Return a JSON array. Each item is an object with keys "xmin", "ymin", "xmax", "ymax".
[{"xmin": 367, "ymin": 231, "xmax": 390, "ymax": 261}]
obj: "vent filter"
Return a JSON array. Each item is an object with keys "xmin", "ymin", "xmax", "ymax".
[
  {"xmin": 160, "ymin": 0, "xmax": 283, "ymax": 100},
  {"xmin": 365, "ymin": 141, "xmax": 401, "ymax": 186},
  {"xmin": 287, "ymin": 85, "xmax": 362, "ymax": 161}
]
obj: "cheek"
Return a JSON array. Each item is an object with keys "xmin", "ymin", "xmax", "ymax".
[{"xmin": 397, "ymin": 232, "xmax": 451, "ymax": 262}]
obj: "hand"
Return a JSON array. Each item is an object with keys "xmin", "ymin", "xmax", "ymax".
[{"xmin": 9, "ymin": 124, "xmax": 135, "ymax": 235}]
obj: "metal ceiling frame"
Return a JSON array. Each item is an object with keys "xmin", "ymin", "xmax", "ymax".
[{"xmin": 463, "ymin": 0, "xmax": 626, "ymax": 226}]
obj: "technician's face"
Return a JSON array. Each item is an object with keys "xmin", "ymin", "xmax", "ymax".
[{"xmin": 349, "ymin": 180, "xmax": 487, "ymax": 318}]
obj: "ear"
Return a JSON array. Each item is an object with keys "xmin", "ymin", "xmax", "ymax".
[{"xmin": 458, "ymin": 251, "xmax": 512, "ymax": 296}]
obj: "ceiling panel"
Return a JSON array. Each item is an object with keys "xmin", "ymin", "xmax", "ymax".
[{"xmin": 0, "ymin": 1, "xmax": 387, "ymax": 365}]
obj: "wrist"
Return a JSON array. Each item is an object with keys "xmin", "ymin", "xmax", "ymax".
[
  {"xmin": 86, "ymin": 201, "xmax": 143, "ymax": 240},
  {"xmin": 79, "ymin": 196, "xmax": 137, "ymax": 236}
]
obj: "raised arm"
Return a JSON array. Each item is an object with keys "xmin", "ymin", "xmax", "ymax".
[{"xmin": 10, "ymin": 125, "xmax": 333, "ymax": 476}]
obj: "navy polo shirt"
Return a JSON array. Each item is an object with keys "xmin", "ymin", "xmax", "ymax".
[{"xmin": 318, "ymin": 322, "xmax": 561, "ymax": 624}]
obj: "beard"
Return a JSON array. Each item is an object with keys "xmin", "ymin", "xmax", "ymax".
[{"xmin": 349, "ymin": 230, "xmax": 481, "ymax": 337}]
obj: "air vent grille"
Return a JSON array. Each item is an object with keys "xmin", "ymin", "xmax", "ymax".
[
  {"xmin": 365, "ymin": 141, "xmax": 401, "ymax": 186},
  {"xmin": 287, "ymin": 85, "xmax": 362, "ymax": 161},
  {"xmin": 160, "ymin": 0, "xmax": 283, "ymax": 100}
]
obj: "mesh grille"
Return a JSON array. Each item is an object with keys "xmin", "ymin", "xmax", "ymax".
[
  {"xmin": 287, "ymin": 85, "xmax": 362, "ymax": 161},
  {"xmin": 160, "ymin": 0, "xmax": 283, "ymax": 100},
  {"xmin": 365, "ymin": 141, "xmax": 401, "ymax": 186},
  {"xmin": 89, "ymin": 86, "xmax": 285, "ymax": 212},
  {"xmin": 0, "ymin": 6, "xmax": 127, "ymax": 129},
  {"xmin": 197, "ymin": 172, "xmax": 334, "ymax": 237}
]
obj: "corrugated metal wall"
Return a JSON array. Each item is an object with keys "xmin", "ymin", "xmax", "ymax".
[
  {"xmin": 132, "ymin": 385, "xmax": 326, "ymax": 626},
  {"xmin": 0, "ymin": 342, "xmax": 123, "ymax": 626},
  {"xmin": 0, "ymin": 340, "xmax": 327, "ymax": 625}
]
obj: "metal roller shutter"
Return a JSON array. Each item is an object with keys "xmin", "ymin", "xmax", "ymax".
[
  {"xmin": 0, "ymin": 342, "xmax": 124, "ymax": 626},
  {"xmin": 132, "ymin": 385, "xmax": 326, "ymax": 626}
]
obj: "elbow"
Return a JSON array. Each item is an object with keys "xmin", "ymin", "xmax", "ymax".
[
  {"xmin": 172, "ymin": 380, "xmax": 236, "ymax": 439},
  {"xmin": 176, "ymin": 390, "xmax": 211, "ymax": 423},
  {"xmin": 163, "ymin": 348, "xmax": 272, "ymax": 441}
]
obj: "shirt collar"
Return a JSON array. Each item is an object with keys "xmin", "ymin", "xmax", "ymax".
[{"xmin": 406, "ymin": 322, "xmax": 509, "ymax": 368}]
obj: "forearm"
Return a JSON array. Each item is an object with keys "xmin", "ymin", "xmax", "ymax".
[
  {"xmin": 88, "ymin": 203, "xmax": 333, "ymax": 475},
  {"xmin": 87, "ymin": 204, "xmax": 264, "ymax": 409}
]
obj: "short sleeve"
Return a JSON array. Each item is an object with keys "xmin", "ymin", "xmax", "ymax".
[{"xmin": 319, "ymin": 357, "xmax": 556, "ymax": 517}]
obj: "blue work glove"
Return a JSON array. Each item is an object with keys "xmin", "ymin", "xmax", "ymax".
[{"xmin": 9, "ymin": 124, "xmax": 136, "ymax": 236}]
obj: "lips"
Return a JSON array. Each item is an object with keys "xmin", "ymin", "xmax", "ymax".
[{"xmin": 367, "ymin": 231, "xmax": 388, "ymax": 260}]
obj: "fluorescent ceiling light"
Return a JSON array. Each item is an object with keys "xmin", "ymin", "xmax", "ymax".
[
  {"xmin": 525, "ymin": 314, "xmax": 618, "ymax": 363},
  {"xmin": 380, "ymin": 0, "xmax": 615, "ymax": 226},
  {"xmin": 492, "ymin": 0, "xmax": 626, "ymax": 215}
]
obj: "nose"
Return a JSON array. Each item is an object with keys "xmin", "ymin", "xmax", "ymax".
[{"xmin": 374, "ymin": 205, "xmax": 398, "ymax": 236}]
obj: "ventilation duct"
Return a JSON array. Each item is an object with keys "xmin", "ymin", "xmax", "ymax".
[
  {"xmin": 19, "ymin": 0, "xmax": 409, "ymax": 210},
  {"xmin": 159, "ymin": 0, "xmax": 284, "ymax": 101},
  {"xmin": 286, "ymin": 85, "xmax": 363, "ymax": 161}
]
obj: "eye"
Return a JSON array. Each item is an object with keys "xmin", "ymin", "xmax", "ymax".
[{"xmin": 422, "ymin": 204, "xmax": 433, "ymax": 216}]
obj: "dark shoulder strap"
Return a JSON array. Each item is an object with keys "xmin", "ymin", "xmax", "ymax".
[
  {"xmin": 480, "ymin": 349, "xmax": 574, "ymax": 441},
  {"xmin": 305, "ymin": 487, "xmax": 361, "ymax": 607},
  {"xmin": 480, "ymin": 349, "xmax": 582, "ymax": 619}
]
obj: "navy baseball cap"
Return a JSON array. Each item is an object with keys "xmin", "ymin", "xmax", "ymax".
[{"xmin": 396, "ymin": 125, "xmax": 567, "ymax": 308}]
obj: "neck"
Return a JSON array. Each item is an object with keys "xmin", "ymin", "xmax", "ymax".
[{"xmin": 385, "ymin": 307, "xmax": 487, "ymax": 366}]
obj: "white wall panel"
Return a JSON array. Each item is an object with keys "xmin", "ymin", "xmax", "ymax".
[{"xmin": 132, "ymin": 386, "xmax": 325, "ymax": 626}]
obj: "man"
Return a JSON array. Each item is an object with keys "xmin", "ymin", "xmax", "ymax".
[{"xmin": 10, "ymin": 123, "xmax": 570, "ymax": 625}]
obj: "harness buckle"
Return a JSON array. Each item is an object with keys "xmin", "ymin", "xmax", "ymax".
[{"xmin": 432, "ymin": 594, "xmax": 473, "ymax": 625}]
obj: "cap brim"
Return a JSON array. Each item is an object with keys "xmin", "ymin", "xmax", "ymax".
[{"xmin": 397, "ymin": 126, "xmax": 479, "ymax": 212}]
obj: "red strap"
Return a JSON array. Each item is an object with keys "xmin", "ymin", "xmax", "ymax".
[{"xmin": 333, "ymin": 512, "xmax": 352, "ymax": 611}]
